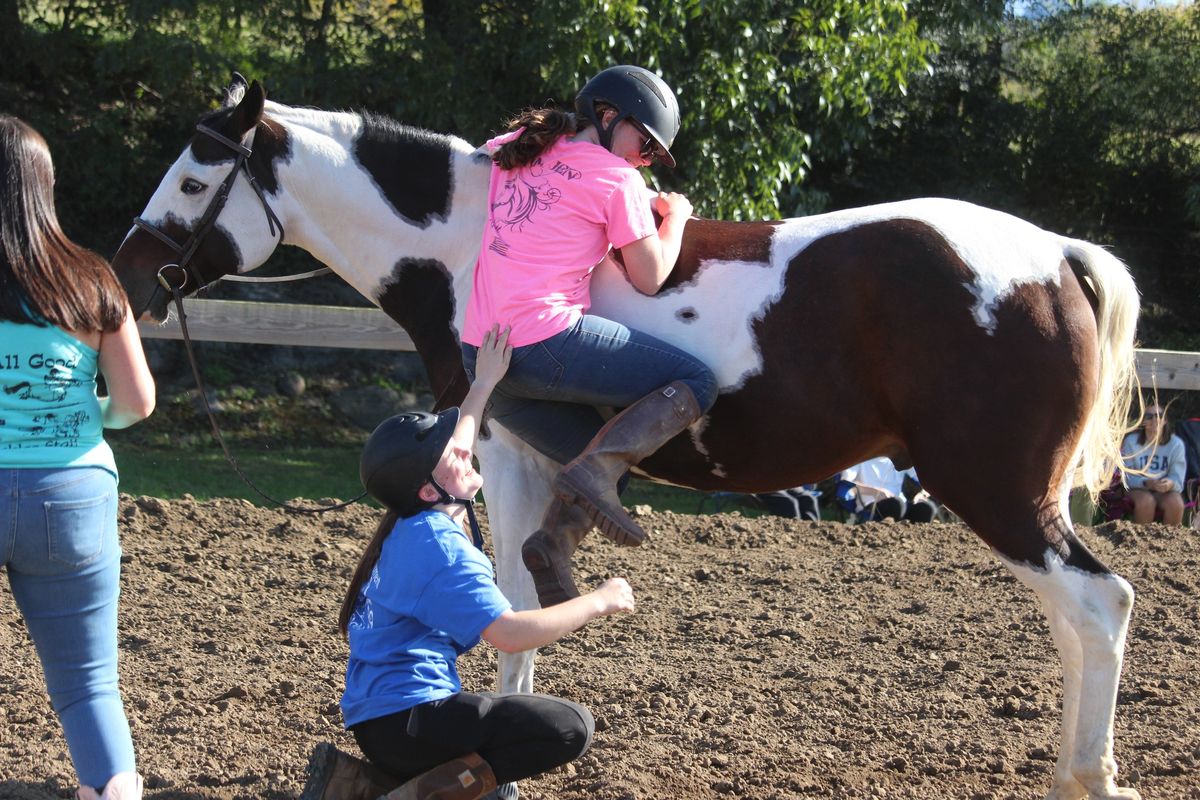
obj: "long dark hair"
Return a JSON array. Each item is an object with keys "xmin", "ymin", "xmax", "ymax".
[
  {"xmin": 0, "ymin": 115, "xmax": 128, "ymax": 331},
  {"xmin": 491, "ymin": 107, "xmax": 582, "ymax": 170},
  {"xmin": 338, "ymin": 508, "xmax": 402, "ymax": 637}
]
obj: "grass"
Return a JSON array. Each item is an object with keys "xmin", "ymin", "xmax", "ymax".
[
  {"xmin": 105, "ymin": 376, "xmax": 767, "ymax": 516},
  {"xmin": 111, "ymin": 442, "xmax": 731, "ymax": 516},
  {"xmin": 113, "ymin": 444, "xmax": 366, "ymax": 503}
]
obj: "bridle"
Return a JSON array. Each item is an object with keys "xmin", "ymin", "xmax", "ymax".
[
  {"xmin": 133, "ymin": 123, "xmax": 289, "ymax": 300},
  {"xmin": 132, "ymin": 122, "xmax": 361, "ymax": 514}
]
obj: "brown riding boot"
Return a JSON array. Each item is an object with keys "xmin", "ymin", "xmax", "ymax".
[
  {"xmin": 299, "ymin": 742, "xmax": 400, "ymax": 800},
  {"xmin": 554, "ymin": 381, "xmax": 701, "ymax": 546},
  {"xmin": 521, "ymin": 497, "xmax": 596, "ymax": 607},
  {"xmin": 380, "ymin": 752, "xmax": 498, "ymax": 800}
]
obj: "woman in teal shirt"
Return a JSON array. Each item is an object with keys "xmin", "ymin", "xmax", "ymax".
[{"xmin": 0, "ymin": 115, "xmax": 156, "ymax": 800}]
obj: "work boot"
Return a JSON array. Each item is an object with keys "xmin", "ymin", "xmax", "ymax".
[
  {"xmin": 300, "ymin": 742, "xmax": 399, "ymax": 800},
  {"xmin": 380, "ymin": 752, "xmax": 497, "ymax": 800},
  {"xmin": 554, "ymin": 381, "xmax": 701, "ymax": 546},
  {"xmin": 521, "ymin": 498, "xmax": 595, "ymax": 607}
]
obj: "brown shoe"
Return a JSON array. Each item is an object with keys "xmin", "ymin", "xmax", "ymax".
[
  {"xmin": 554, "ymin": 381, "xmax": 701, "ymax": 545},
  {"xmin": 381, "ymin": 753, "xmax": 497, "ymax": 800},
  {"xmin": 300, "ymin": 743, "xmax": 399, "ymax": 800},
  {"xmin": 521, "ymin": 498, "xmax": 595, "ymax": 607}
]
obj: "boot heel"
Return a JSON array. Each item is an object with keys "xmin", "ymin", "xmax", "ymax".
[{"xmin": 521, "ymin": 533, "xmax": 579, "ymax": 607}]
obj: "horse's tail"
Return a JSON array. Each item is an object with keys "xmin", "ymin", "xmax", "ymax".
[{"xmin": 1066, "ymin": 239, "xmax": 1140, "ymax": 497}]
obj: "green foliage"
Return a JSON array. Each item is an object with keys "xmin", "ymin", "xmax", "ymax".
[
  {"xmin": 817, "ymin": 1, "xmax": 1200, "ymax": 347},
  {"xmin": 1, "ymin": 0, "xmax": 933, "ymax": 246},
  {"xmin": 1, "ymin": 0, "xmax": 1195, "ymax": 346}
]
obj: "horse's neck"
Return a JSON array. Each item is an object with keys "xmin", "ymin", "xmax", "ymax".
[{"xmin": 266, "ymin": 104, "xmax": 489, "ymax": 314}]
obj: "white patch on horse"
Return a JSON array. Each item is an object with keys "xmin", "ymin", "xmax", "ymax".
[
  {"xmin": 259, "ymin": 104, "xmax": 488, "ymax": 306},
  {"xmin": 999, "ymin": 552, "xmax": 1136, "ymax": 798},
  {"xmin": 588, "ymin": 255, "xmax": 781, "ymax": 393}
]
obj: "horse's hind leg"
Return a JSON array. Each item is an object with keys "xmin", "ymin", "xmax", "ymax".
[{"xmin": 997, "ymin": 517, "xmax": 1139, "ymax": 800}]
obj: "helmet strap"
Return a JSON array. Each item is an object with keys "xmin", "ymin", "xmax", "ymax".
[
  {"xmin": 429, "ymin": 477, "xmax": 484, "ymax": 550},
  {"xmin": 590, "ymin": 104, "xmax": 624, "ymax": 157}
]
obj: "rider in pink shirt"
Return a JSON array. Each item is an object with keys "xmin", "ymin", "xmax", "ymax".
[
  {"xmin": 461, "ymin": 66, "xmax": 717, "ymax": 609},
  {"xmin": 463, "ymin": 132, "xmax": 655, "ymax": 349}
]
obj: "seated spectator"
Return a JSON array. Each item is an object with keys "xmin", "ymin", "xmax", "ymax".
[
  {"xmin": 836, "ymin": 457, "xmax": 939, "ymax": 523},
  {"xmin": 1120, "ymin": 404, "xmax": 1187, "ymax": 526},
  {"xmin": 754, "ymin": 485, "xmax": 821, "ymax": 521}
]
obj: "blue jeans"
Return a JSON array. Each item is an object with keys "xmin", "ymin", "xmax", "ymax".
[
  {"xmin": 462, "ymin": 315, "xmax": 717, "ymax": 465},
  {"xmin": 1, "ymin": 467, "xmax": 134, "ymax": 789}
]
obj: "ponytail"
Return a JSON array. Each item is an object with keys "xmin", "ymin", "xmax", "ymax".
[
  {"xmin": 492, "ymin": 107, "xmax": 578, "ymax": 170},
  {"xmin": 338, "ymin": 508, "xmax": 402, "ymax": 637}
]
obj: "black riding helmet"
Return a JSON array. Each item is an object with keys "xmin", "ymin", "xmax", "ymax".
[
  {"xmin": 360, "ymin": 409, "xmax": 459, "ymax": 512},
  {"xmin": 575, "ymin": 65, "xmax": 679, "ymax": 168}
]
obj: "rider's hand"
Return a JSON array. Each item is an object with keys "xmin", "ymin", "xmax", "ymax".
[
  {"xmin": 654, "ymin": 191, "xmax": 692, "ymax": 222},
  {"xmin": 474, "ymin": 325, "xmax": 512, "ymax": 389}
]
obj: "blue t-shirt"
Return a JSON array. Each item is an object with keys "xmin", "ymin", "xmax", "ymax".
[
  {"xmin": 0, "ymin": 320, "xmax": 116, "ymax": 477},
  {"xmin": 340, "ymin": 509, "xmax": 512, "ymax": 728}
]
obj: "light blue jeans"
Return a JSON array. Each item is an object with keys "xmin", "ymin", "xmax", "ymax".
[
  {"xmin": 1, "ymin": 467, "xmax": 134, "ymax": 790},
  {"xmin": 462, "ymin": 314, "xmax": 718, "ymax": 465}
]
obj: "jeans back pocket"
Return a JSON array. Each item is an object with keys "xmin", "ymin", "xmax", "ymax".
[{"xmin": 45, "ymin": 493, "xmax": 113, "ymax": 568}]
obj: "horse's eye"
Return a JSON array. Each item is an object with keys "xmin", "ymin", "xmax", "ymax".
[{"xmin": 181, "ymin": 178, "xmax": 206, "ymax": 195}]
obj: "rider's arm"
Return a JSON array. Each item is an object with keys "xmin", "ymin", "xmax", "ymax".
[
  {"xmin": 619, "ymin": 192, "xmax": 693, "ymax": 295},
  {"xmin": 97, "ymin": 306, "xmax": 156, "ymax": 429}
]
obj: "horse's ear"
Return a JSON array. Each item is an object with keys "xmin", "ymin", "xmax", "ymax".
[
  {"xmin": 227, "ymin": 79, "xmax": 266, "ymax": 139},
  {"xmin": 224, "ymin": 73, "xmax": 249, "ymax": 108}
]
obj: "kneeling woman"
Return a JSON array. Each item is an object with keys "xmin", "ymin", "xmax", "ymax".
[{"xmin": 304, "ymin": 327, "xmax": 635, "ymax": 800}]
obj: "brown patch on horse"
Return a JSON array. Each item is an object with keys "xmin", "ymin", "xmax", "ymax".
[
  {"xmin": 637, "ymin": 220, "xmax": 1102, "ymax": 569},
  {"xmin": 376, "ymin": 258, "xmax": 469, "ymax": 411},
  {"xmin": 608, "ymin": 217, "xmax": 781, "ymax": 291}
]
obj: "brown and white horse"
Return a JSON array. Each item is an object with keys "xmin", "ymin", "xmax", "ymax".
[{"xmin": 112, "ymin": 78, "xmax": 1142, "ymax": 799}]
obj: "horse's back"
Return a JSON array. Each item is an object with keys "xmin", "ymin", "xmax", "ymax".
[{"xmin": 599, "ymin": 199, "xmax": 1113, "ymax": 502}]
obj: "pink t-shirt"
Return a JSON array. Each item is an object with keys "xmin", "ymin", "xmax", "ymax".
[{"xmin": 462, "ymin": 133, "xmax": 656, "ymax": 347}]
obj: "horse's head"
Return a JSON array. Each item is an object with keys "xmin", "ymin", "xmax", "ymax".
[{"xmin": 112, "ymin": 74, "xmax": 288, "ymax": 321}]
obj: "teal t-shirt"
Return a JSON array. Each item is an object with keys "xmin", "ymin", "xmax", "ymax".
[{"xmin": 0, "ymin": 319, "xmax": 116, "ymax": 477}]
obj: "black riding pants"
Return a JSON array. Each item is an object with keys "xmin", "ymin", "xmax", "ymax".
[{"xmin": 351, "ymin": 691, "xmax": 594, "ymax": 786}]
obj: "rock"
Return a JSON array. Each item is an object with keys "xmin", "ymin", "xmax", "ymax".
[
  {"xmin": 329, "ymin": 385, "xmax": 402, "ymax": 429},
  {"xmin": 277, "ymin": 371, "xmax": 306, "ymax": 398}
]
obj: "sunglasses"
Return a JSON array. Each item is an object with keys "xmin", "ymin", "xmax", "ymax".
[
  {"xmin": 1145, "ymin": 412, "xmax": 1164, "ymax": 419},
  {"xmin": 630, "ymin": 120, "xmax": 666, "ymax": 162}
]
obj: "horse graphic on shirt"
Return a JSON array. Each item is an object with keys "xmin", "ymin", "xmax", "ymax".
[{"xmin": 488, "ymin": 168, "xmax": 562, "ymax": 256}]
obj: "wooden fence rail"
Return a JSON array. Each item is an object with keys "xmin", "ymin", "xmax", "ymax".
[{"xmin": 137, "ymin": 299, "xmax": 1200, "ymax": 392}]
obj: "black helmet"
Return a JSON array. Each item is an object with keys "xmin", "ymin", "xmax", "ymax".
[
  {"xmin": 575, "ymin": 65, "xmax": 679, "ymax": 168},
  {"xmin": 360, "ymin": 409, "xmax": 459, "ymax": 511}
]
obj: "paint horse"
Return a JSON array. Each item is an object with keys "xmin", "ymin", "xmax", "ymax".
[{"xmin": 112, "ymin": 77, "xmax": 1142, "ymax": 800}]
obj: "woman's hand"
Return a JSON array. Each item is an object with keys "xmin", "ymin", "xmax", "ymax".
[{"xmin": 474, "ymin": 325, "xmax": 512, "ymax": 389}]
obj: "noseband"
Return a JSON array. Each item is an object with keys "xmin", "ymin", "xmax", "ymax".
[{"xmin": 133, "ymin": 123, "xmax": 285, "ymax": 296}]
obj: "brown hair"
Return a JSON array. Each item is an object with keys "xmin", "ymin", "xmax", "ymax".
[
  {"xmin": 0, "ymin": 115, "xmax": 128, "ymax": 331},
  {"xmin": 338, "ymin": 508, "xmax": 402, "ymax": 637},
  {"xmin": 491, "ymin": 107, "xmax": 580, "ymax": 170}
]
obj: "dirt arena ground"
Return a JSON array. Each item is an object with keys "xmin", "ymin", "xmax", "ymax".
[{"xmin": 1, "ymin": 497, "xmax": 1197, "ymax": 799}]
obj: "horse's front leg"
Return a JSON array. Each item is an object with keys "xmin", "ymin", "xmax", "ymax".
[
  {"xmin": 1004, "ymin": 555, "xmax": 1140, "ymax": 800},
  {"xmin": 476, "ymin": 426, "xmax": 559, "ymax": 694}
]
